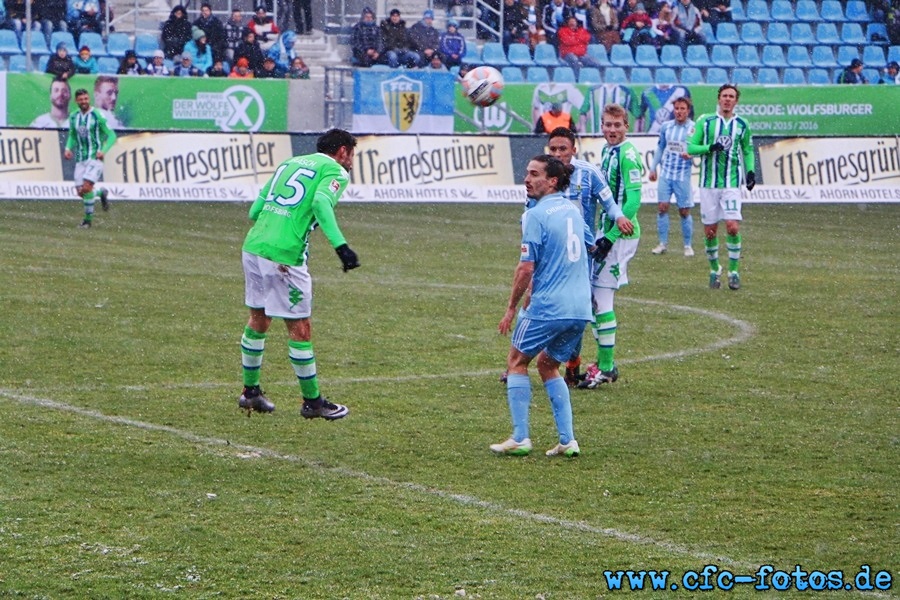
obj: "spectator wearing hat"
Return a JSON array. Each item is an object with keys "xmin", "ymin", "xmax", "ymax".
[
  {"xmin": 534, "ymin": 102, "xmax": 576, "ymax": 134},
  {"xmin": 145, "ymin": 49, "xmax": 170, "ymax": 76},
  {"xmin": 439, "ymin": 18, "xmax": 466, "ymax": 67},
  {"xmin": 206, "ymin": 59, "xmax": 228, "ymax": 77},
  {"xmin": 224, "ymin": 8, "xmax": 245, "ymax": 62},
  {"xmin": 162, "ymin": 4, "xmax": 192, "ymax": 59},
  {"xmin": 838, "ymin": 58, "xmax": 867, "ymax": 84},
  {"xmin": 410, "ymin": 9, "xmax": 440, "ymax": 67},
  {"xmin": 234, "ymin": 27, "xmax": 266, "ymax": 71},
  {"xmin": 427, "ymin": 53, "xmax": 447, "ymax": 70},
  {"xmin": 350, "ymin": 6, "xmax": 387, "ymax": 67},
  {"xmin": 288, "ymin": 55, "xmax": 310, "ymax": 78},
  {"xmin": 194, "ymin": 3, "xmax": 227, "ymax": 62},
  {"xmin": 183, "ymin": 25, "xmax": 213, "ymax": 73},
  {"xmin": 880, "ymin": 61, "xmax": 900, "ymax": 84},
  {"xmin": 173, "ymin": 52, "xmax": 202, "ymax": 76},
  {"xmin": 46, "ymin": 42, "xmax": 76, "ymax": 79},
  {"xmin": 229, "ymin": 56, "xmax": 254, "ymax": 78},
  {"xmin": 74, "ymin": 44, "xmax": 98, "ymax": 73},
  {"xmin": 117, "ymin": 49, "xmax": 145, "ymax": 75},
  {"xmin": 255, "ymin": 54, "xmax": 285, "ymax": 78},
  {"xmin": 381, "ymin": 8, "xmax": 419, "ymax": 68},
  {"xmin": 621, "ymin": 2, "xmax": 653, "ymax": 49},
  {"xmin": 74, "ymin": 0, "xmax": 103, "ymax": 37},
  {"xmin": 249, "ymin": 5, "xmax": 280, "ymax": 51}
]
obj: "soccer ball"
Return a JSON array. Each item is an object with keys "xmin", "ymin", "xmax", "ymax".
[{"xmin": 462, "ymin": 66, "xmax": 505, "ymax": 107}]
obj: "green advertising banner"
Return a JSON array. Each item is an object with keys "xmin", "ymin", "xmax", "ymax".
[
  {"xmin": 454, "ymin": 82, "xmax": 900, "ymax": 137},
  {"xmin": 6, "ymin": 73, "xmax": 288, "ymax": 132}
]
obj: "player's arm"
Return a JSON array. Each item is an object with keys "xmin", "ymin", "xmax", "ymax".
[
  {"xmin": 64, "ymin": 121, "xmax": 76, "ymax": 153},
  {"xmin": 310, "ymin": 177, "xmax": 348, "ymax": 249},
  {"xmin": 602, "ymin": 156, "xmax": 642, "ymax": 243},
  {"xmin": 247, "ymin": 179, "xmax": 270, "ymax": 221},
  {"xmin": 649, "ymin": 125, "xmax": 666, "ymax": 179},
  {"xmin": 499, "ymin": 259, "xmax": 534, "ymax": 336},
  {"xmin": 98, "ymin": 116, "xmax": 117, "ymax": 155},
  {"xmin": 740, "ymin": 120, "xmax": 756, "ymax": 189}
]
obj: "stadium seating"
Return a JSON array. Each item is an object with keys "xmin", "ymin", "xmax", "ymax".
[
  {"xmin": 862, "ymin": 45, "xmax": 886, "ymax": 66},
  {"xmin": 794, "ymin": 0, "xmax": 820, "ymax": 22},
  {"xmin": 630, "ymin": 67, "xmax": 653, "ymax": 84},
  {"xmin": 0, "ymin": 30, "xmax": 20, "ymax": 56},
  {"xmin": 8, "ymin": 55, "xmax": 29, "ymax": 72},
  {"xmin": 766, "ymin": 23, "xmax": 790, "ymax": 45},
  {"xmin": 862, "ymin": 67, "xmax": 880, "ymax": 81},
  {"xmin": 134, "ymin": 33, "xmax": 160, "ymax": 58},
  {"xmin": 685, "ymin": 45, "xmax": 711, "ymax": 67},
  {"xmin": 761, "ymin": 45, "xmax": 789, "ymax": 68},
  {"xmin": 736, "ymin": 44, "xmax": 763, "ymax": 67},
  {"xmin": 50, "ymin": 31, "xmax": 76, "ymax": 53},
  {"xmin": 98, "ymin": 56, "xmax": 120, "ymax": 73},
  {"xmin": 844, "ymin": 0, "xmax": 870, "ymax": 22},
  {"xmin": 841, "ymin": 24, "xmax": 867, "ymax": 46},
  {"xmin": 481, "ymin": 43, "xmax": 509, "ymax": 66},
  {"xmin": 585, "ymin": 44, "xmax": 611, "ymax": 66},
  {"xmin": 820, "ymin": 0, "xmax": 844, "ymax": 21},
  {"xmin": 757, "ymin": 67, "xmax": 780, "ymax": 84},
  {"xmin": 506, "ymin": 43, "xmax": 533, "ymax": 67},
  {"xmin": 526, "ymin": 66, "xmax": 549, "ymax": 82},
  {"xmin": 0, "ymin": 59, "xmax": 5, "ymax": 71},
  {"xmin": 655, "ymin": 67, "xmax": 678, "ymax": 83},
  {"xmin": 603, "ymin": 66, "xmax": 627, "ymax": 83},
  {"xmin": 770, "ymin": 0, "xmax": 795, "ymax": 22},
  {"xmin": 635, "ymin": 45, "xmax": 660, "ymax": 67},
  {"xmin": 38, "ymin": 55, "xmax": 49, "ymax": 71},
  {"xmin": 868, "ymin": 23, "xmax": 890, "ymax": 44},
  {"xmin": 106, "ymin": 33, "xmax": 133, "ymax": 58},
  {"xmin": 837, "ymin": 45, "xmax": 860, "ymax": 66},
  {"xmin": 889, "ymin": 46, "xmax": 900, "ymax": 63},
  {"xmin": 731, "ymin": 67, "xmax": 754, "ymax": 84},
  {"xmin": 660, "ymin": 45, "xmax": 686, "ymax": 68},
  {"xmin": 782, "ymin": 68, "xmax": 806, "ymax": 84},
  {"xmin": 731, "ymin": 1, "xmax": 746, "ymax": 22},
  {"xmin": 501, "ymin": 66, "xmax": 524, "ymax": 82},
  {"xmin": 811, "ymin": 46, "xmax": 839, "ymax": 69},
  {"xmin": 23, "ymin": 34, "xmax": 50, "ymax": 55},
  {"xmin": 577, "ymin": 67, "xmax": 601, "ymax": 83},
  {"xmin": 715, "ymin": 23, "xmax": 740, "ymax": 45},
  {"xmin": 552, "ymin": 66, "xmax": 576, "ymax": 82},
  {"xmin": 679, "ymin": 67, "xmax": 703, "ymax": 84},
  {"xmin": 609, "ymin": 44, "xmax": 636, "ymax": 67},
  {"xmin": 705, "ymin": 67, "xmax": 729, "ymax": 84},
  {"xmin": 790, "ymin": 24, "xmax": 815, "ymax": 46},
  {"xmin": 79, "ymin": 32, "xmax": 108, "ymax": 56},
  {"xmin": 807, "ymin": 68, "xmax": 832, "ymax": 84},
  {"xmin": 740, "ymin": 22, "xmax": 766, "ymax": 45},
  {"xmin": 815, "ymin": 23, "xmax": 841, "ymax": 46},
  {"xmin": 533, "ymin": 43, "xmax": 560, "ymax": 66},
  {"xmin": 787, "ymin": 46, "xmax": 813, "ymax": 68},
  {"xmin": 711, "ymin": 45, "xmax": 736, "ymax": 67},
  {"xmin": 745, "ymin": 0, "xmax": 770, "ymax": 21}
]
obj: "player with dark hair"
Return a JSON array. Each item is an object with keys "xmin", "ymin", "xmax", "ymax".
[
  {"xmin": 491, "ymin": 154, "xmax": 593, "ymax": 458},
  {"xmin": 686, "ymin": 83, "xmax": 755, "ymax": 290},
  {"xmin": 64, "ymin": 88, "xmax": 115, "ymax": 228},
  {"xmin": 238, "ymin": 128, "xmax": 360, "ymax": 419}
]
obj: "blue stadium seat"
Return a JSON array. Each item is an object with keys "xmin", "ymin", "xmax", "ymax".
[
  {"xmin": 679, "ymin": 66, "xmax": 703, "ymax": 84},
  {"xmin": 844, "ymin": 0, "xmax": 870, "ymax": 22},
  {"xmin": 577, "ymin": 67, "xmax": 601, "ymax": 83},
  {"xmin": 889, "ymin": 46, "xmax": 900, "ymax": 63},
  {"xmin": 716, "ymin": 23, "xmax": 740, "ymax": 45},
  {"xmin": 868, "ymin": 23, "xmax": 890, "ymax": 44},
  {"xmin": 841, "ymin": 23, "xmax": 866, "ymax": 45},
  {"xmin": 526, "ymin": 66, "xmax": 549, "ymax": 82},
  {"xmin": 603, "ymin": 66, "xmax": 627, "ymax": 83},
  {"xmin": 533, "ymin": 43, "xmax": 560, "ymax": 66},
  {"xmin": 836, "ymin": 45, "xmax": 860, "ymax": 66},
  {"xmin": 701, "ymin": 21, "xmax": 715, "ymax": 43},
  {"xmin": 49, "ymin": 31, "xmax": 76, "ymax": 54},
  {"xmin": 766, "ymin": 23, "xmax": 790, "ymax": 45},
  {"xmin": 731, "ymin": 67, "xmax": 754, "ymax": 84},
  {"xmin": 816, "ymin": 23, "xmax": 841, "ymax": 45},
  {"xmin": 736, "ymin": 44, "xmax": 762, "ymax": 67},
  {"xmin": 786, "ymin": 46, "xmax": 812, "ymax": 67},
  {"xmin": 711, "ymin": 45, "xmax": 737, "ymax": 67},
  {"xmin": 585, "ymin": 44, "xmax": 611, "ymax": 66},
  {"xmin": 481, "ymin": 42, "xmax": 509, "ymax": 66},
  {"xmin": 685, "ymin": 45, "xmax": 711, "ymax": 67},
  {"xmin": 0, "ymin": 30, "xmax": 21, "ymax": 55},
  {"xmin": 630, "ymin": 67, "xmax": 653, "ymax": 84},
  {"xmin": 97, "ymin": 56, "xmax": 119, "ymax": 73},
  {"xmin": 23, "ymin": 34, "xmax": 50, "ymax": 55},
  {"xmin": 862, "ymin": 45, "xmax": 886, "ymax": 66},
  {"xmin": 811, "ymin": 46, "xmax": 839, "ymax": 68},
  {"xmin": 8, "ymin": 55, "xmax": 29, "ymax": 71},
  {"xmin": 79, "ymin": 32, "xmax": 108, "ymax": 56},
  {"xmin": 862, "ymin": 67, "xmax": 880, "ymax": 82},
  {"xmin": 740, "ymin": 22, "xmax": 765, "ymax": 45},
  {"xmin": 38, "ymin": 54, "xmax": 49, "ymax": 71},
  {"xmin": 731, "ymin": 1, "xmax": 746, "ymax": 22},
  {"xmin": 655, "ymin": 67, "xmax": 678, "ymax": 83},
  {"xmin": 795, "ymin": 0, "xmax": 819, "ymax": 21},
  {"xmin": 552, "ymin": 65, "xmax": 576, "ymax": 82},
  {"xmin": 705, "ymin": 67, "xmax": 729, "ymax": 84},
  {"xmin": 609, "ymin": 44, "xmax": 636, "ymax": 67},
  {"xmin": 501, "ymin": 66, "xmax": 524, "ymax": 82},
  {"xmin": 807, "ymin": 68, "xmax": 832, "ymax": 84},
  {"xmin": 770, "ymin": 0, "xmax": 795, "ymax": 22},
  {"xmin": 745, "ymin": 0, "xmax": 769, "ymax": 21},
  {"xmin": 756, "ymin": 67, "xmax": 780, "ymax": 84},
  {"xmin": 761, "ymin": 45, "xmax": 788, "ymax": 68},
  {"xmin": 782, "ymin": 68, "xmax": 806, "ymax": 84},
  {"xmin": 820, "ymin": 0, "xmax": 844, "ymax": 21},
  {"xmin": 790, "ymin": 24, "xmax": 815, "ymax": 46},
  {"xmin": 0, "ymin": 59, "xmax": 5, "ymax": 71},
  {"xmin": 659, "ymin": 45, "xmax": 686, "ymax": 68},
  {"xmin": 105, "ymin": 32, "xmax": 133, "ymax": 58},
  {"xmin": 134, "ymin": 33, "xmax": 160, "ymax": 58},
  {"xmin": 506, "ymin": 43, "xmax": 533, "ymax": 66},
  {"xmin": 635, "ymin": 45, "xmax": 660, "ymax": 67}
]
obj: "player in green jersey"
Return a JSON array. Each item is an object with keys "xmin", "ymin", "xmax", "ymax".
[
  {"xmin": 64, "ymin": 88, "xmax": 116, "ymax": 228},
  {"xmin": 579, "ymin": 103, "xmax": 643, "ymax": 389},
  {"xmin": 238, "ymin": 128, "xmax": 361, "ymax": 418},
  {"xmin": 686, "ymin": 84, "xmax": 755, "ymax": 290}
]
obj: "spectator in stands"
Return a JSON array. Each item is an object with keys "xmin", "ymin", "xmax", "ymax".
[
  {"xmin": 229, "ymin": 55, "xmax": 254, "ymax": 77},
  {"xmin": 162, "ymin": 4, "xmax": 192, "ymax": 59},
  {"xmin": 409, "ymin": 9, "xmax": 440, "ymax": 67},
  {"xmin": 446, "ymin": 0, "xmax": 473, "ymax": 26},
  {"xmin": 288, "ymin": 55, "xmax": 309, "ymax": 78},
  {"xmin": 881, "ymin": 61, "xmax": 900, "ymax": 84},
  {"xmin": 476, "ymin": 0, "xmax": 500, "ymax": 40},
  {"xmin": 145, "ymin": 48, "xmax": 170, "ymax": 75},
  {"xmin": 7, "ymin": 0, "xmax": 39, "ymax": 43},
  {"xmin": 206, "ymin": 59, "xmax": 227, "ymax": 77},
  {"xmin": 249, "ymin": 4, "xmax": 279, "ymax": 51},
  {"xmin": 224, "ymin": 8, "xmax": 244, "ymax": 62},
  {"xmin": 673, "ymin": 0, "xmax": 704, "ymax": 48},
  {"xmin": 590, "ymin": 0, "xmax": 621, "ymax": 53},
  {"xmin": 351, "ymin": 6, "xmax": 387, "ymax": 67},
  {"xmin": 183, "ymin": 26, "xmax": 213, "ymax": 74},
  {"xmin": 534, "ymin": 102, "xmax": 576, "ymax": 133},
  {"xmin": 699, "ymin": 0, "xmax": 731, "ymax": 34},
  {"xmin": 501, "ymin": 0, "xmax": 528, "ymax": 51},
  {"xmin": 74, "ymin": 44, "xmax": 97, "ymax": 73},
  {"xmin": 558, "ymin": 16, "xmax": 601, "ymax": 72},
  {"xmin": 618, "ymin": 0, "xmax": 639, "ymax": 22},
  {"xmin": 0, "ymin": 1, "xmax": 11, "ymax": 33},
  {"xmin": 255, "ymin": 54, "xmax": 284, "ymax": 77},
  {"xmin": 117, "ymin": 48, "xmax": 144, "ymax": 74},
  {"xmin": 173, "ymin": 52, "xmax": 202, "ymax": 76},
  {"xmin": 380, "ymin": 8, "xmax": 419, "ymax": 68},
  {"xmin": 46, "ymin": 41, "xmax": 76, "ymax": 79},
  {"xmin": 428, "ymin": 53, "xmax": 447, "ymax": 70},
  {"xmin": 291, "ymin": 0, "xmax": 313, "ymax": 35},
  {"xmin": 652, "ymin": 3, "xmax": 680, "ymax": 48},
  {"xmin": 838, "ymin": 58, "xmax": 868, "ymax": 84},
  {"xmin": 522, "ymin": 0, "xmax": 545, "ymax": 49},
  {"xmin": 234, "ymin": 27, "xmax": 265, "ymax": 71},
  {"xmin": 541, "ymin": 0, "xmax": 566, "ymax": 46},
  {"xmin": 74, "ymin": 0, "xmax": 102, "ymax": 38},
  {"xmin": 569, "ymin": 0, "xmax": 592, "ymax": 30},
  {"xmin": 35, "ymin": 0, "xmax": 68, "ymax": 45},
  {"xmin": 621, "ymin": 2, "xmax": 654, "ymax": 49},
  {"xmin": 439, "ymin": 18, "xmax": 466, "ymax": 67},
  {"xmin": 194, "ymin": 3, "xmax": 226, "ymax": 62},
  {"xmin": 888, "ymin": 2, "xmax": 900, "ymax": 45}
]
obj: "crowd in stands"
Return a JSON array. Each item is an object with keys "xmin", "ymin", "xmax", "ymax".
[
  {"xmin": 350, "ymin": 6, "xmax": 468, "ymax": 68},
  {"xmin": 0, "ymin": 0, "xmax": 110, "ymax": 46}
]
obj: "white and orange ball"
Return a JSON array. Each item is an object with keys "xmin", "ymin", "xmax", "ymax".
[{"xmin": 462, "ymin": 65, "xmax": 505, "ymax": 107}]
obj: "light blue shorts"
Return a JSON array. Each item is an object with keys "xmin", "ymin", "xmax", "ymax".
[
  {"xmin": 511, "ymin": 316, "xmax": 590, "ymax": 363},
  {"xmin": 657, "ymin": 175, "xmax": 693, "ymax": 209}
]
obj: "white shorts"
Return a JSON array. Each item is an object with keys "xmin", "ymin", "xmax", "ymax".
[
  {"xmin": 699, "ymin": 188, "xmax": 742, "ymax": 225},
  {"xmin": 591, "ymin": 237, "xmax": 639, "ymax": 291},
  {"xmin": 74, "ymin": 159, "xmax": 104, "ymax": 185},
  {"xmin": 242, "ymin": 251, "xmax": 312, "ymax": 319}
]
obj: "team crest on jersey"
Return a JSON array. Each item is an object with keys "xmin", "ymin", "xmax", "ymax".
[
  {"xmin": 382, "ymin": 76, "xmax": 422, "ymax": 132},
  {"xmin": 624, "ymin": 147, "xmax": 639, "ymax": 163},
  {"xmin": 329, "ymin": 179, "xmax": 340, "ymax": 193},
  {"xmin": 520, "ymin": 243, "xmax": 528, "ymax": 257},
  {"xmin": 716, "ymin": 135, "xmax": 734, "ymax": 151}
]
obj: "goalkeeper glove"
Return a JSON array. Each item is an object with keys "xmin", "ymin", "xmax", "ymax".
[
  {"xmin": 746, "ymin": 171, "xmax": 756, "ymax": 191},
  {"xmin": 335, "ymin": 244, "xmax": 360, "ymax": 272},
  {"xmin": 709, "ymin": 142, "xmax": 725, "ymax": 153},
  {"xmin": 591, "ymin": 237, "xmax": 614, "ymax": 262}
]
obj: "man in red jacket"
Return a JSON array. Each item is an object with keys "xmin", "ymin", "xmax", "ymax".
[{"xmin": 557, "ymin": 16, "xmax": 601, "ymax": 74}]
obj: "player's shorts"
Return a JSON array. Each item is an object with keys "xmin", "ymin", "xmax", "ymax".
[
  {"xmin": 242, "ymin": 251, "xmax": 312, "ymax": 319},
  {"xmin": 591, "ymin": 237, "xmax": 639, "ymax": 291},
  {"xmin": 657, "ymin": 175, "xmax": 693, "ymax": 209},
  {"xmin": 511, "ymin": 316, "xmax": 590, "ymax": 363},
  {"xmin": 699, "ymin": 187, "xmax": 742, "ymax": 225},
  {"xmin": 74, "ymin": 159, "xmax": 103, "ymax": 185}
]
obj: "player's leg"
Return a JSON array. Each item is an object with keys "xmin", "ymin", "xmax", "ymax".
[
  {"xmin": 700, "ymin": 188, "xmax": 723, "ymax": 288},
  {"xmin": 653, "ymin": 177, "xmax": 673, "ymax": 254},
  {"xmin": 581, "ymin": 286, "xmax": 618, "ymax": 389},
  {"xmin": 674, "ymin": 177, "xmax": 694, "ymax": 256},
  {"xmin": 239, "ymin": 252, "xmax": 275, "ymax": 413},
  {"xmin": 540, "ymin": 322, "xmax": 584, "ymax": 457},
  {"xmin": 79, "ymin": 178, "xmax": 96, "ymax": 227},
  {"xmin": 492, "ymin": 319, "xmax": 540, "ymax": 455},
  {"xmin": 722, "ymin": 189, "xmax": 743, "ymax": 290}
]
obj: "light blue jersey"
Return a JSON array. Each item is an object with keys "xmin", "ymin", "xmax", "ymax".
[
  {"xmin": 520, "ymin": 193, "xmax": 593, "ymax": 322},
  {"xmin": 652, "ymin": 118, "xmax": 694, "ymax": 182}
]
